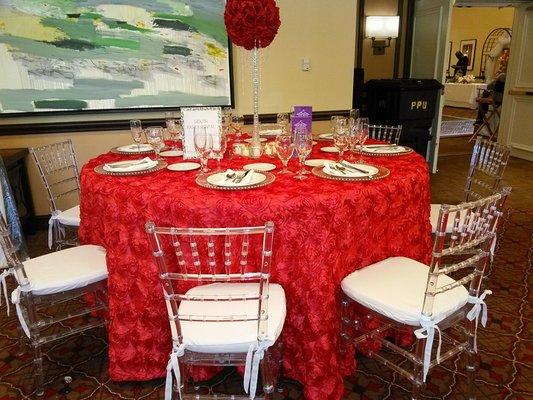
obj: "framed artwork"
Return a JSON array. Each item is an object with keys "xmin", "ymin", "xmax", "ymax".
[
  {"xmin": 460, "ymin": 39, "xmax": 477, "ymax": 71},
  {"xmin": 0, "ymin": 0, "xmax": 233, "ymax": 116}
]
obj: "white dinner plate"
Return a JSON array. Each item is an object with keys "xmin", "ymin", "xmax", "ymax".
[
  {"xmin": 318, "ymin": 133, "xmax": 333, "ymax": 140},
  {"xmin": 167, "ymin": 162, "xmax": 200, "ymax": 172},
  {"xmin": 160, "ymin": 150, "xmax": 184, "ymax": 157},
  {"xmin": 320, "ymin": 146, "xmax": 339, "ymax": 153},
  {"xmin": 305, "ymin": 159, "xmax": 330, "ymax": 167},
  {"xmin": 207, "ymin": 171, "xmax": 267, "ymax": 187},
  {"xmin": 244, "ymin": 138, "xmax": 268, "ymax": 143},
  {"xmin": 243, "ymin": 163, "xmax": 276, "ymax": 172},
  {"xmin": 322, "ymin": 162, "xmax": 379, "ymax": 178},
  {"xmin": 116, "ymin": 144, "xmax": 153, "ymax": 153}
]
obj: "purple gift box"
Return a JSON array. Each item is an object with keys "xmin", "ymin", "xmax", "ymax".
[{"xmin": 291, "ymin": 106, "xmax": 312, "ymax": 135}]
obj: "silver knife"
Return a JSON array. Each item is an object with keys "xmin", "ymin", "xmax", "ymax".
[
  {"xmin": 364, "ymin": 144, "xmax": 398, "ymax": 149},
  {"xmin": 106, "ymin": 160, "xmax": 148, "ymax": 169},
  {"xmin": 340, "ymin": 161, "xmax": 369, "ymax": 174}
]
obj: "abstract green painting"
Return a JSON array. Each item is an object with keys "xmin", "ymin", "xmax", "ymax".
[{"xmin": 0, "ymin": 0, "xmax": 232, "ymax": 114}]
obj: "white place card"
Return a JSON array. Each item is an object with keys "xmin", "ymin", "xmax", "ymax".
[{"xmin": 181, "ymin": 107, "xmax": 222, "ymax": 159}]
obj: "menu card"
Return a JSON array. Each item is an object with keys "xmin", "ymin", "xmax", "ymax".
[
  {"xmin": 291, "ymin": 106, "xmax": 312, "ymax": 135},
  {"xmin": 181, "ymin": 107, "xmax": 222, "ymax": 159}
]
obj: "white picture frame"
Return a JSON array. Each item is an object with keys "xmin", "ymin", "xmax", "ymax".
[{"xmin": 181, "ymin": 107, "xmax": 222, "ymax": 159}]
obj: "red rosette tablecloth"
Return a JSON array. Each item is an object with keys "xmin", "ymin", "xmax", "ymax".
[{"xmin": 79, "ymin": 141, "xmax": 432, "ymax": 400}]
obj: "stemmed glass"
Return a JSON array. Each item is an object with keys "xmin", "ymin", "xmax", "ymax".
[
  {"xmin": 357, "ymin": 118, "xmax": 369, "ymax": 163},
  {"xmin": 194, "ymin": 127, "xmax": 212, "ymax": 174},
  {"xmin": 277, "ymin": 112, "xmax": 290, "ymax": 134},
  {"xmin": 347, "ymin": 118, "xmax": 361, "ymax": 161},
  {"xmin": 165, "ymin": 112, "xmax": 183, "ymax": 150},
  {"xmin": 275, "ymin": 134, "xmax": 294, "ymax": 174},
  {"xmin": 232, "ymin": 114, "xmax": 244, "ymax": 142},
  {"xmin": 130, "ymin": 120, "xmax": 143, "ymax": 151},
  {"xmin": 293, "ymin": 128, "xmax": 313, "ymax": 180},
  {"xmin": 145, "ymin": 127, "xmax": 165, "ymax": 160},
  {"xmin": 333, "ymin": 124, "xmax": 350, "ymax": 162},
  {"xmin": 222, "ymin": 108, "xmax": 233, "ymax": 137},
  {"xmin": 211, "ymin": 134, "xmax": 227, "ymax": 171}
]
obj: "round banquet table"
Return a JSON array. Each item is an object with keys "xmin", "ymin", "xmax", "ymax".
[{"xmin": 79, "ymin": 139, "xmax": 432, "ymax": 400}]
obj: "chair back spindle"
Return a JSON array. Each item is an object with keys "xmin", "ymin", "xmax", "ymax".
[{"xmin": 368, "ymin": 124, "xmax": 402, "ymax": 144}]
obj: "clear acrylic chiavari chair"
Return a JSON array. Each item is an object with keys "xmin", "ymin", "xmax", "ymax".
[
  {"xmin": 368, "ymin": 124, "xmax": 402, "ymax": 144},
  {"xmin": 30, "ymin": 139, "xmax": 82, "ymax": 250},
  {"xmin": 430, "ymin": 137, "xmax": 510, "ymax": 233},
  {"xmin": 0, "ymin": 214, "xmax": 108, "ymax": 396},
  {"xmin": 340, "ymin": 187, "xmax": 511, "ymax": 400},
  {"xmin": 145, "ymin": 221, "xmax": 286, "ymax": 400}
]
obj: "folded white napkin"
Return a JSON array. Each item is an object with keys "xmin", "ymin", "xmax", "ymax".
[
  {"xmin": 260, "ymin": 128, "xmax": 282, "ymax": 136},
  {"xmin": 319, "ymin": 133, "xmax": 333, "ymax": 139},
  {"xmin": 117, "ymin": 144, "xmax": 153, "ymax": 153},
  {"xmin": 323, "ymin": 161, "xmax": 372, "ymax": 177},
  {"xmin": 103, "ymin": 157, "xmax": 157, "ymax": 172},
  {"xmin": 217, "ymin": 169, "xmax": 255, "ymax": 186}
]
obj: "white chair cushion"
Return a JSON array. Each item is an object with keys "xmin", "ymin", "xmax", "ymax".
[
  {"xmin": 341, "ymin": 256, "xmax": 469, "ymax": 326},
  {"xmin": 430, "ymin": 204, "xmax": 467, "ymax": 233},
  {"xmin": 57, "ymin": 205, "xmax": 80, "ymax": 226},
  {"xmin": 173, "ymin": 282, "xmax": 286, "ymax": 353},
  {"xmin": 21, "ymin": 245, "xmax": 107, "ymax": 296}
]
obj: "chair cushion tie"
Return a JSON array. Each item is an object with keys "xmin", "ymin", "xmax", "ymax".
[
  {"xmin": 164, "ymin": 343, "xmax": 185, "ymax": 400},
  {"xmin": 244, "ymin": 340, "xmax": 270, "ymax": 399},
  {"xmin": 0, "ymin": 268, "xmax": 12, "ymax": 316},
  {"xmin": 466, "ymin": 289, "xmax": 492, "ymax": 352},
  {"xmin": 48, "ymin": 210, "xmax": 66, "ymax": 249},
  {"xmin": 414, "ymin": 316, "xmax": 442, "ymax": 382},
  {"xmin": 11, "ymin": 286, "xmax": 30, "ymax": 338}
]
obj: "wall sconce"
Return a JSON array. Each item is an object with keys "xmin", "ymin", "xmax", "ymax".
[{"xmin": 365, "ymin": 16, "xmax": 400, "ymax": 55}]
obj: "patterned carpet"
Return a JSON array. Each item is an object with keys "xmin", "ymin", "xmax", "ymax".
[{"xmin": 0, "ymin": 151, "xmax": 532, "ymax": 399}]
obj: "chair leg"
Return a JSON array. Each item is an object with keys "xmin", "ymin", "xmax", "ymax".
[
  {"xmin": 466, "ymin": 320, "xmax": 478, "ymax": 400},
  {"xmin": 261, "ymin": 349, "xmax": 275, "ymax": 398},
  {"xmin": 340, "ymin": 296, "xmax": 352, "ymax": 354},
  {"xmin": 33, "ymin": 342, "xmax": 44, "ymax": 396},
  {"xmin": 411, "ymin": 337, "xmax": 425, "ymax": 400}
]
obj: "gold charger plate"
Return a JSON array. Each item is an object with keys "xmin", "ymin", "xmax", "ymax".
[
  {"xmin": 94, "ymin": 160, "xmax": 168, "ymax": 176},
  {"xmin": 360, "ymin": 145, "xmax": 414, "ymax": 157},
  {"xmin": 311, "ymin": 164, "xmax": 390, "ymax": 182},
  {"xmin": 196, "ymin": 171, "xmax": 276, "ymax": 190}
]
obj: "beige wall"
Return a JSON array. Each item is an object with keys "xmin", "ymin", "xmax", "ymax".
[
  {"xmin": 449, "ymin": 7, "xmax": 514, "ymax": 77},
  {"xmin": 0, "ymin": 0, "xmax": 356, "ymax": 216}
]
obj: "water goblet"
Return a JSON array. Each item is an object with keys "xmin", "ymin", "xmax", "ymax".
[
  {"xmin": 293, "ymin": 130, "xmax": 313, "ymax": 180},
  {"xmin": 130, "ymin": 120, "xmax": 143, "ymax": 151},
  {"xmin": 222, "ymin": 108, "xmax": 233, "ymax": 136},
  {"xmin": 211, "ymin": 134, "xmax": 227, "ymax": 171},
  {"xmin": 275, "ymin": 134, "xmax": 294, "ymax": 174},
  {"xmin": 276, "ymin": 112, "xmax": 290, "ymax": 134},
  {"xmin": 194, "ymin": 127, "xmax": 212, "ymax": 174},
  {"xmin": 333, "ymin": 126, "xmax": 350, "ymax": 162},
  {"xmin": 145, "ymin": 127, "xmax": 165, "ymax": 160},
  {"xmin": 232, "ymin": 114, "xmax": 244, "ymax": 142},
  {"xmin": 357, "ymin": 119, "xmax": 369, "ymax": 163}
]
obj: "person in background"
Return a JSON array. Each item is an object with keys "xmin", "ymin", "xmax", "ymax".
[
  {"xmin": 452, "ymin": 51, "xmax": 469, "ymax": 77},
  {"xmin": 475, "ymin": 61, "xmax": 507, "ymax": 124}
]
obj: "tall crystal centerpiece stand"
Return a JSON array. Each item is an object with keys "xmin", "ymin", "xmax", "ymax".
[{"xmin": 249, "ymin": 45, "xmax": 262, "ymax": 158}]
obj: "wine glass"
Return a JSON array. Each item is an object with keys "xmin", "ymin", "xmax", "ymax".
[
  {"xmin": 275, "ymin": 134, "xmax": 294, "ymax": 174},
  {"xmin": 165, "ymin": 112, "xmax": 183, "ymax": 150},
  {"xmin": 357, "ymin": 118, "xmax": 369, "ymax": 163},
  {"xmin": 232, "ymin": 114, "xmax": 244, "ymax": 142},
  {"xmin": 194, "ymin": 127, "xmax": 212, "ymax": 174},
  {"xmin": 347, "ymin": 118, "xmax": 361, "ymax": 161},
  {"xmin": 293, "ymin": 128, "xmax": 313, "ymax": 180},
  {"xmin": 333, "ymin": 125, "xmax": 350, "ymax": 162},
  {"xmin": 349, "ymin": 109, "xmax": 360, "ymax": 131},
  {"xmin": 145, "ymin": 127, "xmax": 165, "ymax": 160},
  {"xmin": 130, "ymin": 120, "xmax": 143, "ymax": 151},
  {"xmin": 277, "ymin": 112, "xmax": 290, "ymax": 134},
  {"xmin": 211, "ymin": 134, "xmax": 227, "ymax": 171}
]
